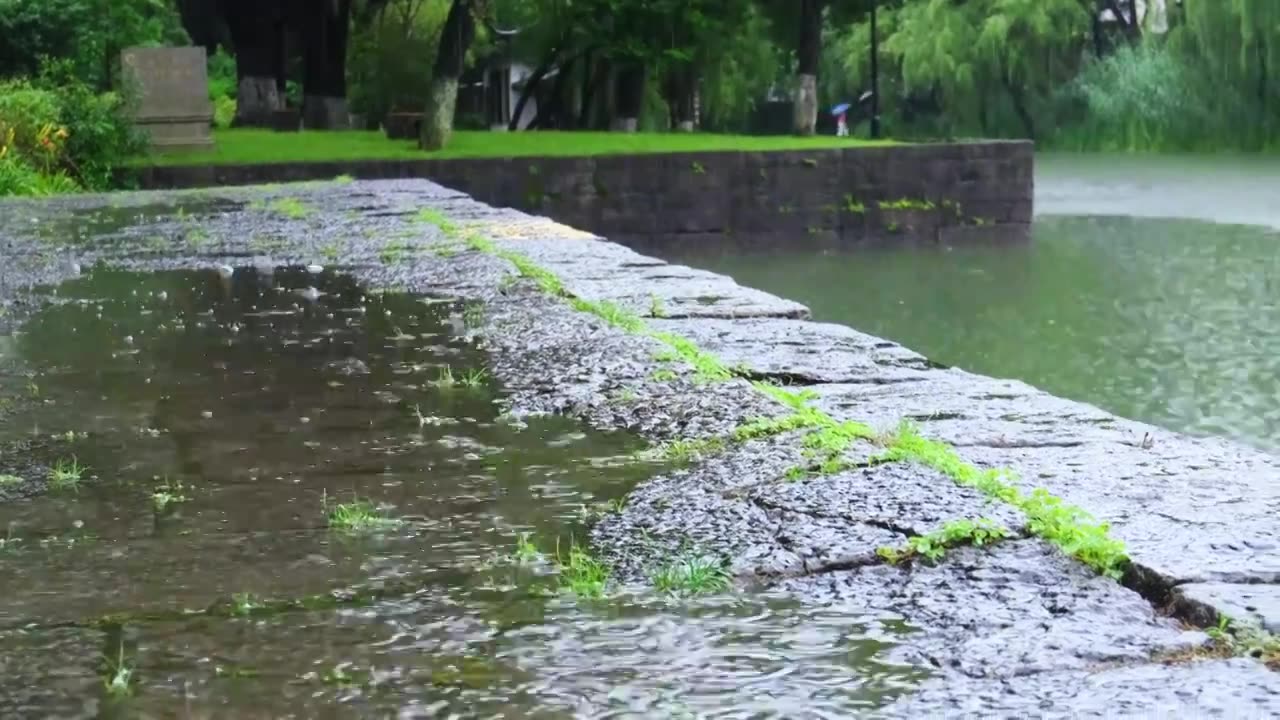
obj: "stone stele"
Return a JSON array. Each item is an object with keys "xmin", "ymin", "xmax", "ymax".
[{"xmin": 120, "ymin": 46, "xmax": 215, "ymax": 152}]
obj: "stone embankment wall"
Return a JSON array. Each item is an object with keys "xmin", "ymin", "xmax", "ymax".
[{"xmin": 132, "ymin": 141, "xmax": 1033, "ymax": 251}]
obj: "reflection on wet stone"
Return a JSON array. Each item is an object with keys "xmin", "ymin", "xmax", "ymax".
[{"xmin": 0, "ymin": 261, "xmax": 914, "ymax": 716}]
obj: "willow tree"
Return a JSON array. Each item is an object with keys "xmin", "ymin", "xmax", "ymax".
[
  {"xmin": 1178, "ymin": 0, "xmax": 1280, "ymax": 144},
  {"xmin": 867, "ymin": 0, "xmax": 1092, "ymax": 138}
]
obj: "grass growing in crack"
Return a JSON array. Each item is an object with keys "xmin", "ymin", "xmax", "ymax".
[
  {"xmin": 453, "ymin": 223, "xmax": 1133, "ymax": 585},
  {"xmin": 0, "ymin": 474, "xmax": 21, "ymax": 487},
  {"xmin": 462, "ymin": 302, "xmax": 485, "ymax": 329},
  {"xmin": 48, "ymin": 457, "xmax": 86, "ymax": 490},
  {"xmin": 649, "ymin": 436, "xmax": 726, "ymax": 465},
  {"xmin": 651, "ymin": 368, "xmax": 678, "ymax": 382},
  {"xmin": 231, "ymin": 592, "xmax": 263, "ymax": 616},
  {"xmin": 651, "ymin": 555, "xmax": 731, "ymax": 596},
  {"xmin": 878, "ymin": 421, "xmax": 1128, "ymax": 578},
  {"xmin": 647, "ymin": 331, "xmax": 732, "ymax": 383},
  {"xmin": 1202, "ymin": 615, "xmax": 1280, "ymax": 669},
  {"xmin": 555, "ymin": 539, "xmax": 610, "ymax": 598},
  {"xmin": 432, "ymin": 366, "xmax": 457, "ymax": 388},
  {"xmin": 649, "ymin": 294, "xmax": 668, "ymax": 318},
  {"xmin": 513, "ymin": 532, "xmax": 541, "ymax": 563},
  {"xmin": 324, "ymin": 493, "xmax": 402, "ymax": 534},
  {"xmin": 433, "ymin": 366, "xmax": 486, "ymax": 389},
  {"xmin": 415, "ymin": 208, "xmax": 459, "ymax": 235},
  {"xmin": 267, "ymin": 197, "xmax": 310, "ymax": 219},
  {"xmin": 150, "ymin": 477, "xmax": 189, "ymax": 512},
  {"xmin": 101, "ymin": 644, "xmax": 135, "ymax": 698},
  {"xmin": 379, "ymin": 240, "xmax": 413, "ymax": 264},
  {"xmin": 579, "ymin": 497, "xmax": 626, "ymax": 524},
  {"xmin": 877, "ymin": 518, "xmax": 1011, "ymax": 565}
]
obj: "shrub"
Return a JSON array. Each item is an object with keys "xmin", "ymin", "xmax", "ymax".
[
  {"xmin": 37, "ymin": 58, "xmax": 146, "ymax": 190},
  {"xmin": 213, "ymin": 95, "xmax": 237, "ymax": 129},
  {"xmin": 0, "ymin": 79, "xmax": 61, "ymax": 156}
]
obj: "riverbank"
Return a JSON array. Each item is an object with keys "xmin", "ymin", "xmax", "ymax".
[
  {"xmin": 130, "ymin": 140, "xmax": 1034, "ymax": 251},
  {"xmin": 0, "ymin": 180, "xmax": 1277, "ymax": 714}
]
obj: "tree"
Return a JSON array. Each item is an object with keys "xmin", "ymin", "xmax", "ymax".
[
  {"xmin": 300, "ymin": 0, "xmax": 354, "ymax": 129},
  {"xmin": 222, "ymin": 0, "xmax": 288, "ymax": 125},
  {"xmin": 420, "ymin": 0, "xmax": 477, "ymax": 149}
]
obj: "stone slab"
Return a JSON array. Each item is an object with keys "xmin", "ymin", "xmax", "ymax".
[
  {"xmin": 879, "ymin": 658, "xmax": 1280, "ymax": 718},
  {"xmin": 120, "ymin": 46, "xmax": 214, "ymax": 152},
  {"xmin": 1176, "ymin": 582, "xmax": 1280, "ymax": 633}
]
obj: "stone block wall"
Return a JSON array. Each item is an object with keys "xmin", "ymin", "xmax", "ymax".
[{"xmin": 133, "ymin": 141, "xmax": 1033, "ymax": 251}]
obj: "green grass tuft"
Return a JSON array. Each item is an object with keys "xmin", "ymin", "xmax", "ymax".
[
  {"xmin": 512, "ymin": 532, "xmax": 541, "ymax": 564},
  {"xmin": 101, "ymin": 645, "xmax": 135, "ymax": 697},
  {"xmin": 324, "ymin": 494, "xmax": 402, "ymax": 534},
  {"xmin": 231, "ymin": 592, "xmax": 263, "ymax": 616},
  {"xmin": 266, "ymin": 197, "xmax": 310, "ymax": 219},
  {"xmin": 878, "ymin": 421, "xmax": 1128, "ymax": 578},
  {"xmin": 0, "ymin": 474, "xmax": 22, "ymax": 487},
  {"xmin": 151, "ymin": 477, "xmax": 189, "ymax": 511},
  {"xmin": 48, "ymin": 457, "xmax": 86, "ymax": 490},
  {"xmin": 462, "ymin": 302, "xmax": 485, "ymax": 329},
  {"xmin": 555, "ymin": 540, "xmax": 610, "ymax": 598},
  {"xmin": 877, "ymin": 518, "xmax": 1011, "ymax": 565},
  {"xmin": 651, "ymin": 555, "xmax": 731, "ymax": 596}
]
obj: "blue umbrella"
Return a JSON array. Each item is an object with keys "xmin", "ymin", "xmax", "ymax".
[{"xmin": 830, "ymin": 102, "xmax": 851, "ymax": 116}]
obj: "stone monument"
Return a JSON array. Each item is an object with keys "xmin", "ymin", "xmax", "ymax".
[{"xmin": 120, "ymin": 46, "xmax": 215, "ymax": 152}]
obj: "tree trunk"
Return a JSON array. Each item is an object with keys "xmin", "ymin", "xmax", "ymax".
[
  {"xmin": 794, "ymin": 0, "xmax": 824, "ymax": 135},
  {"xmin": 421, "ymin": 0, "xmax": 476, "ymax": 149},
  {"xmin": 224, "ymin": 0, "xmax": 286, "ymax": 126},
  {"xmin": 302, "ymin": 0, "xmax": 353, "ymax": 129},
  {"xmin": 509, "ymin": 47, "xmax": 558, "ymax": 131},
  {"xmin": 666, "ymin": 64, "xmax": 697, "ymax": 131},
  {"xmin": 579, "ymin": 55, "xmax": 610, "ymax": 129},
  {"xmin": 532, "ymin": 56, "xmax": 574, "ymax": 129},
  {"xmin": 612, "ymin": 63, "xmax": 645, "ymax": 132}
]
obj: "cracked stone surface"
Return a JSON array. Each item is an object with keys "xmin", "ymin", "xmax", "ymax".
[
  {"xmin": 1175, "ymin": 583, "xmax": 1280, "ymax": 633},
  {"xmin": 3, "ymin": 179, "xmax": 1279, "ymax": 713},
  {"xmin": 879, "ymin": 658, "xmax": 1280, "ymax": 718},
  {"xmin": 779, "ymin": 540, "xmax": 1205, "ymax": 679}
]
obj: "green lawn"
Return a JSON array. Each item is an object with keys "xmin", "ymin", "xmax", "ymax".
[{"xmin": 141, "ymin": 129, "xmax": 894, "ymax": 166}]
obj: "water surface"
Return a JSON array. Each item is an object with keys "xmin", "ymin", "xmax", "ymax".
[
  {"xmin": 666, "ymin": 155, "xmax": 1280, "ymax": 453},
  {"xmin": 0, "ymin": 265, "xmax": 918, "ymax": 717}
]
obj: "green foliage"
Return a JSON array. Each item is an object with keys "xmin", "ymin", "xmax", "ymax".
[
  {"xmin": 827, "ymin": 0, "xmax": 1280, "ymax": 149},
  {"xmin": 512, "ymin": 532, "xmax": 541, "ymax": 563},
  {"xmin": 0, "ymin": 0, "xmax": 187, "ymax": 88},
  {"xmin": 879, "ymin": 421, "xmax": 1128, "ymax": 578},
  {"xmin": 324, "ymin": 495, "xmax": 403, "ymax": 533},
  {"xmin": 651, "ymin": 554, "xmax": 731, "ymax": 596},
  {"xmin": 213, "ymin": 96, "xmax": 237, "ymax": 130},
  {"xmin": 48, "ymin": 456, "xmax": 86, "ymax": 490},
  {"xmin": 555, "ymin": 540, "xmax": 610, "ymax": 598},
  {"xmin": 0, "ymin": 474, "xmax": 22, "ymax": 487},
  {"xmin": 347, "ymin": 0, "xmax": 451, "ymax": 126},
  {"xmin": 877, "ymin": 518, "xmax": 1011, "ymax": 565},
  {"xmin": 207, "ymin": 48, "xmax": 237, "ymax": 101}
]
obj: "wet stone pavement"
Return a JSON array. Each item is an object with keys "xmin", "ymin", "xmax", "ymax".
[{"xmin": 0, "ymin": 179, "xmax": 1277, "ymax": 717}]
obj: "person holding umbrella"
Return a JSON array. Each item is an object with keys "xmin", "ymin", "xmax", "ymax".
[{"xmin": 831, "ymin": 102, "xmax": 851, "ymax": 137}]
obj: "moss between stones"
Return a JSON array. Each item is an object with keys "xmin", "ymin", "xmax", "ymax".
[{"xmin": 418, "ymin": 212, "xmax": 1131, "ymax": 582}]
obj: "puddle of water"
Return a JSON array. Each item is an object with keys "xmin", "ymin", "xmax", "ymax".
[
  {"xmin": 24, "ymin": 198, "xmax": 246, "ymax": 247},
  {"xmin": 0, "ymin": 266, "xmax": 920, "ymax": 717}
]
